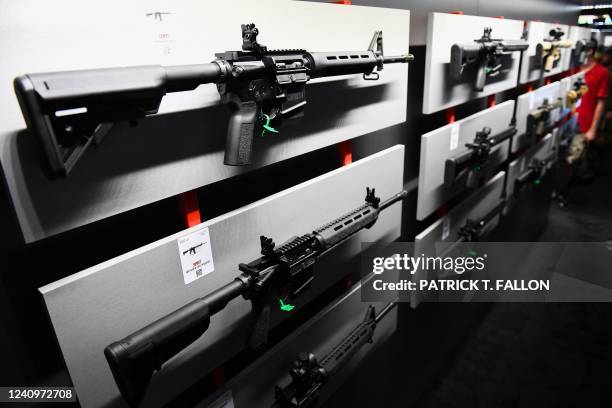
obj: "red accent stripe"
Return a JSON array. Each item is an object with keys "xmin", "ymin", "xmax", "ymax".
[
  {"xmin": 344, "ymin": 274, "xmax": 353, "ymax": 289},
  {"xmin": 178, "ymin": 190, "xmax": 201, "ymax": 227},
  {"xmin": 445, "ymin": 107, "xmax": 456, "ymax": 124},
  {"xmin": 436, "ymin": 203, "xmax": 448, "ymax": 218},
  {"xmin": 488, "ymin": 95, "xmax": 496, "ymax": 107},
  {"xmin": 451, "ymin": 11, "xmax": 464, "ymax": 15},
  {"xmin": 212, "ymin": 367, "xmax": 225, "ymax": 388},
  {"xmin": 338, "ymin": 140, "xmax": 353, "ymax": 166}
]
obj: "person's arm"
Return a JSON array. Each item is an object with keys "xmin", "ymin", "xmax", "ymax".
[
  {"xmin": 586, "ymin": 99, "xmax": 605, "ymax": 141},
  {"xmin": 586, "ymin": 67, "xmax": 610, "ymax": 141}
]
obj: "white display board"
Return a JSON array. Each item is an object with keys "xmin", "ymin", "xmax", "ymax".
[
  {"xmin": 513, "ymin": 81, "xmax": 561, "ymax": 152},
  {"xmin": 519, "ymin": 22, "xmax": 571, "ymax": 84},
  {"xmin": 0, "ymin": 0, "xmax": 411, "ymax": 243},
  {"xmin": 416, "ymin": 101, "xmax": 514, "ymax": 221},
  {"xmin": 39, "ymin": 145, "xmax": 404, "ymax": 408},
  {"xmin": 412, "ymin": 171, "xmax": 506, "ymax": 307},
  {"xmin": 422, "ymin": 13, "xmax": 524, "ymax": 114}
]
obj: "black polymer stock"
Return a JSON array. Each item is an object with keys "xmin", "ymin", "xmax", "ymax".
[
  {"xmin": 14, "ymin": 23, "xmax": 413, "ymax": 176},
  {"xmin": 513, "ymin": 151, "xmax": 556, "ymax": 197},
  {"xmin": 526, "ymin": 98, "xmax": 563, "ymax": 141},
  {"xmin": 104, "ymin": 188, "xmax": 408, "ymax": 407},
  {"xmin": 272, "ymin": 300, "xmax": 398, "ymax": 408},
  {"xmin": 444, "ymin": 126, "xmax": 516, "ymax": 189},
  {"xmin": 450, "ymin": 27, "xmax": 528, "ymax": 92}
]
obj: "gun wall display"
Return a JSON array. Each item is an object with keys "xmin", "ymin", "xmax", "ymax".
[
  {"xmin": 0, "ymin": 1, "xmax": 602, "ymax": 408},
  {"xmin": 0, "ymin": 0, "xmax": 411, "ymax": 243}
]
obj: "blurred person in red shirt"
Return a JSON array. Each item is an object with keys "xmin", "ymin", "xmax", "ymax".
[{"xmin": 567, "ymin": 40, "xmax": 608, "ymax": 164}]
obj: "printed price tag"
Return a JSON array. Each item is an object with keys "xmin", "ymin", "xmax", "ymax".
[
  {"xmin": 450, "ymin": 124, "xmax": 459, "ymax": 150},
  {"xmin": 144, "ymin": 3, "xmax": 177, "ymax": 56},
  {"xmin": 177, "ymin": 227, "xmax": 215, "ymax": 284},
  {"xmin": 206, "ymin": 390, "xmax": 234, "ymax": 408},
  {"xmin": 442, "ymin": 218, "xmax": 451, "ymax": 240}
]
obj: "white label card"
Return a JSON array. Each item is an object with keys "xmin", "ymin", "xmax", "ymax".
[
  {"xmin": 450, "ymin": 124, "xmax": 459, "ymax": 150},
  {"xmin": 529, "ymin": 93, "xmax": 535, "ymax": 110},
  {"xmin": 442, "ymin": 218, "xmax": 451, "ymax": 240},
  {"xmin": 177, "ymin": 227, "xmax": 215, "ymax": 284}
]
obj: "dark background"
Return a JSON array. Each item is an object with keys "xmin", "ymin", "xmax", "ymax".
[{"xmin": 3, "ymin": 1, "xmax": 610, "ymax": 407}]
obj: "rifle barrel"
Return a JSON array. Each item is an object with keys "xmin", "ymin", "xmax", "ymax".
[
  {"xmin": 374, "ymin": 299, "xmax": 398, "ymax": 323},
  {"xmin": 383, "ymin": 54, "xmax": 414, "ymax": 64},
  {"xmin": 379, "ymin": 190, "xmax": 408, "ymax": 211}
]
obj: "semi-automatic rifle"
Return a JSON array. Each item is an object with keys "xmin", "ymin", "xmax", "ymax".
[
  {"xmin": 513, "ymin": 152, "xmax": 556, "ymax": 197},
  {"xmin": 14, "ymin": 23, "xmax": 413, "ymax": 175},
  {"xmin": 566, "ymin": 77, "xmax": 588, "ymax": 111},
  {"xmin": 526, "ymin": 98, "xmax": 563, "ymax": 140},
  {"xmin": 450, "ymin": 27, "xmax": 528, "ymax": 92},
  {"xmin": 572, "ymin": 39, "xmax": 592, "ymax": 67},
  {"xmin": 455, "ymin": 200, "xmax": 505, "ymax": 243},
  {"xmin": 272, "ymin": 300, "xmax": 397, "ymax": 408},
  {"xmin": 574, "ymin": 37, "xmax": 597, "ymax": 66},
  {"xmin": 437, "ymin": 199, "xmax": 505, "ymax": 259},
  {"xmin": 104, "ymin": 187, "xmax": 407, "ymax": 407},
  {"xmin": 444, "ymin": 126, "xmax": 516, "ymax": 189},
  {"xmin": 535, "ymin": 28, "xmax": 573, "ymax": 72}
]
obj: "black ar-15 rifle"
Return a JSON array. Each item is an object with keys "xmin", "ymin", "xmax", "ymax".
[
  {"xmin": 514, "ymin": 152, "xmax": 556, "ymax": 197},
  {"xmin": 526, "ymin": 98, "xmax": 563, "ymax": 141},
  {"xmin": 444, "ymin": 126, "xmax": 516, "ymax": 189},
  {"xmin": 104, "ymin": 188, "xmax": 407, "ymax": 407},
  {"xmin": 450, "ymin": 27, "xmax": 528, "ymax": 92},
  {"xmin": 272, "ymin": 300, "xmax": 397, "ymax": 408},
  {"xmin": 456, "ymin": 200, "xmax": 505, "ymax": 243},
  {"xmin": 437, "ymin": 199, "xmax": 505, "ymax": 260},
  {"xmin": 572, "ymin": 38, "xmax": 594, "ymax": 67},
  {"xmin": 14, "ymin": 23, "xmax": 413, "ymax": 176}
]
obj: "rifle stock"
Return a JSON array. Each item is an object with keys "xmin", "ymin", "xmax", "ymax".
[{"xmin": 104, "ymin": 280, "xmax": 244, "ymax": 406}]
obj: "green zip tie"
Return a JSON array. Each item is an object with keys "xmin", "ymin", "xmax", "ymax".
[
  {"xmin": 261, "ymin": 114, "xmax": 279, "ymax": 137},
  {"xmin": 278, "ymin": 298, "xmax": 295, "ymax": 312}
]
